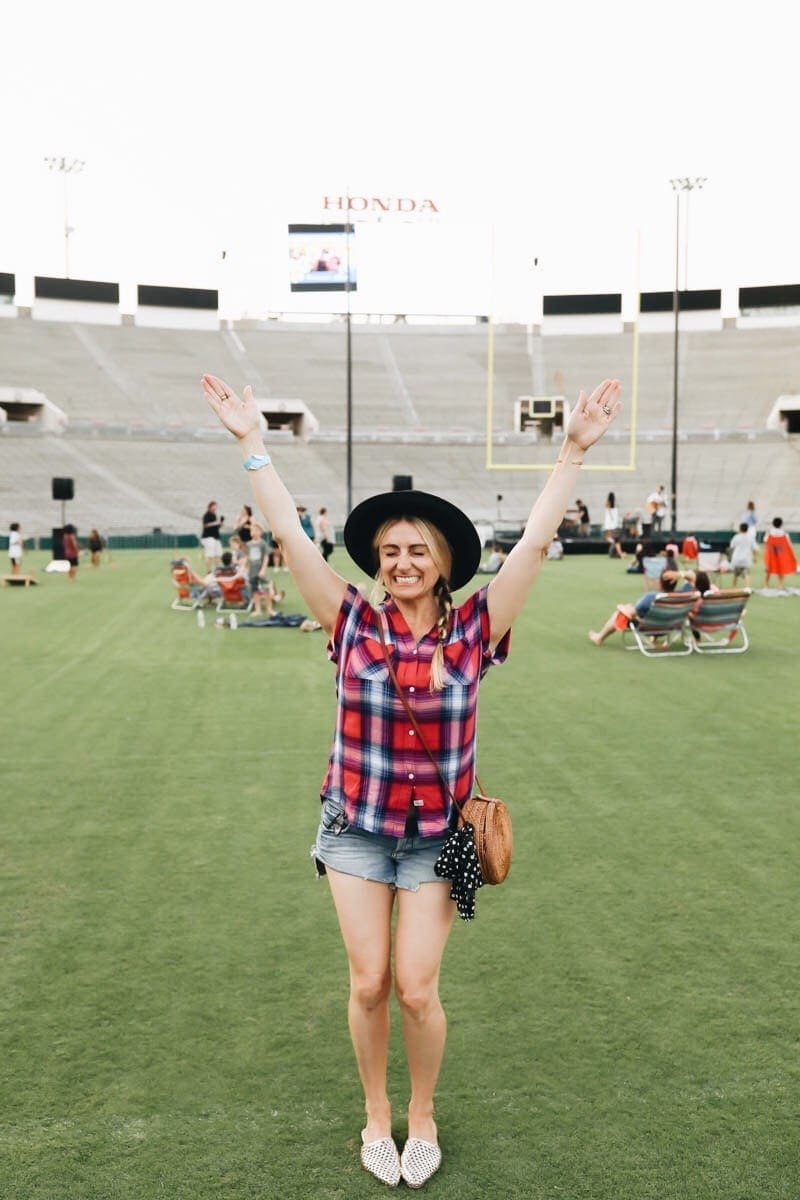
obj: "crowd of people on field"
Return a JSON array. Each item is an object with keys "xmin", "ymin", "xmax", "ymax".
[
  {"xmin": 553, "ymin": 491, "xmax": 797, "ymax": 593},
  {"xmin": 4, "ymin": 522, "xmax": 106, "ymax": 581},
  {"xmin": 179, "ymin": 499, "xmax": 338, "ymax": 622},
  {"xmin": 4, "ymin": 488, "xmax": 797, "ymax": 608},
  {"xmin": 579, "ymin": 495, "xmax": 798, "ymax": 650}
]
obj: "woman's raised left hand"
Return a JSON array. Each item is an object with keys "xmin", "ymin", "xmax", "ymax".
[{"xmin": 566, "ymin": 379, "xmax": 622, "ymax": 450}]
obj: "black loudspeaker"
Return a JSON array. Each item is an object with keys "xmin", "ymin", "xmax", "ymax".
[
  {"xmin": 52, "ymin": 477, "xmax": 74, "ymax": 501},
  {"xmin": 52, "ymin": 527, "xmax": 65, "ymax": 559},
  {"xmin": 392, "ymin": 475, "xmax": 413, "ymax": 491}
]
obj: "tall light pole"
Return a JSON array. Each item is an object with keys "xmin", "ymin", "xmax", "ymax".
[
  {"xmin": 44, "ymin": 156, "xmax": 86, "ymax": 277},
  {"xmin": 668, "ymin": 176, "xmax": 706, "ymax": 532},
  {"xmin": 344, "ymin": 209, "xmax": 354, "ymax": 517}
]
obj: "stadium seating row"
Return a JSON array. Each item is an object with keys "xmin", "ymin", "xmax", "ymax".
[
  {"xmin": 0, "ymin": 316, "xmax": 797, "ymax": 537},
  {"xmin": 2, "ymin": 317, "xmax": 797, "ymax": 433}
]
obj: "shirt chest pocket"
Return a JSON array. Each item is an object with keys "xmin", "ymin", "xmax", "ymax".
[
  {"xmin": 439, "ymin": 639, "xmax": 475, "ymax": 688},
  {"xmin": 345, "ymin": 637, "xmax": 392, "ymax": 685}
]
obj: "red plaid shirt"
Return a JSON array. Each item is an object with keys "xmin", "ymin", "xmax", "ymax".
[{"xmin": 320, "ymin": 583, "xmax": 510, "ymax": 838}]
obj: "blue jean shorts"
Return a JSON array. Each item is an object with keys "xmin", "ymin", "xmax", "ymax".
[{"xmin": 312, "ymin": 797, "xmax": 449, "ymax": 892}]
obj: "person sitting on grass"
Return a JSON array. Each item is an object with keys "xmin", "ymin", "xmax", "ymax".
[
  {"xmin": 588, "ymin": 568, "xmax": 697, "ymax": 646},
  {"xmin": 480, "ymin": 544, "xmax": 507, "ymax": 573},
  {"xmin": 626, "ymin": 540, "xmax": 656, "ymax": 575}
]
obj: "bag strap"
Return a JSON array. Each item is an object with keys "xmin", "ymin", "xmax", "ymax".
[{"xmin": 375, "ymin": 612, "xmax": 487, "ymax": 820}]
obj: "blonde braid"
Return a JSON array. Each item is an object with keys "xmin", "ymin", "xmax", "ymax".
[{"xmin": 429, "ymin": 578, "xmax": 453, "ymax": 692}]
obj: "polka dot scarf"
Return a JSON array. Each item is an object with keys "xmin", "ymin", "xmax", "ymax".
[{"xmin": 434, "ymin": 821, "xmax": 484, "ymax": 920}]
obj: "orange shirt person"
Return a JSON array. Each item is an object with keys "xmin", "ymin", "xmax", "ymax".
[{"xmin": 763, "ymin": 517, "xmax": 798, "ymax": 590}]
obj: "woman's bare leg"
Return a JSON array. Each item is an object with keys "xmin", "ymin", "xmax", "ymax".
[
  {"xmin": 325, "ymin": 869, "xmax": 396, "ymax": 1141},
  {"xmin": 394, "ymin": 882, "xmax": 456, "ymax": 1142}
]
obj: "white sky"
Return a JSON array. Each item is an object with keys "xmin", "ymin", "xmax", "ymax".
[{"xmin": 2, "ymin": 0, "xmax": 797, "ymax": 321}]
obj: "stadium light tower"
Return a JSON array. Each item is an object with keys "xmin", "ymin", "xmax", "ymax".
[
  {"xmin": 44, "ymin": 156, "xmax": 86, "ymax": 278},
  {"xmin": 668, "ymin": 176, "xmax": 707, "ymax": 532},
  {"xmin": 345, "ymin": 214, "xmax": 353, "ymax": 516}
]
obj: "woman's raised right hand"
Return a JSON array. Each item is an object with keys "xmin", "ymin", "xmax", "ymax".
[{"xmin": 201, "ymin": 374, "xmax": 261, "ymax": 441}]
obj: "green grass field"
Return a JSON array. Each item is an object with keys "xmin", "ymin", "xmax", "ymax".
[{"xmin": 2, "ymin": 549, "xmax": 798, "ymax": 1200}]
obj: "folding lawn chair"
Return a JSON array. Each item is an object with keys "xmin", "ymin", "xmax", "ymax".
[
  {"xmin": 696, "ymin": 551, "xmax": 734, "ymax": 584},
  {"xmin": 215, "ymin": 573, "xmax": 253, "ymax": 615},
  {"xmin": 641, "ymin": 556, "xmax": 664, "ymax": 591},
  {"xmin": 170, "ymin": 560, "xmax": 203, "ymax": 610},
  {"xmin": 689, "ymin": 588, "xmax": 751, "ymax": 654},
  {"xmin": 697, "ymin": 551, "xmax": 722, "ymax": 573},
  {"xmin": 622, "ymin": 591, "xmax": 698, "ymax": 657}
]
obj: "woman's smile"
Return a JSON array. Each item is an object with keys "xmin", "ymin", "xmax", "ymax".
[{"xmin": 378, "ymin": 520, "xmax": 440, "ymax": 597}]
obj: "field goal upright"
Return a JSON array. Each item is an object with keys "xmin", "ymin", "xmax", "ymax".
[{"xmin": 485, "ymin": 319, "xmax": 638, "ymax": 472}]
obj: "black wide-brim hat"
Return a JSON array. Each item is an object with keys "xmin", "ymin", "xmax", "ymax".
[{"xmin": 344, "ymin": 490, "xmax": 481, "ymax": 591}]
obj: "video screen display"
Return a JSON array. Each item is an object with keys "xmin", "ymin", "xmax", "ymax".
[{"xmin": 288, "ymin": 223, "xmax": 356, "ymax": 292}]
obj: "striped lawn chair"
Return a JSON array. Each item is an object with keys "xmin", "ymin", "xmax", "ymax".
[
  {"xmin": 689, "ymin": 589, "xmax": 751, "ymax": 654},
  {"xmin": 622, "ymin": 591, "xmax": 698, "ymax": 657}
]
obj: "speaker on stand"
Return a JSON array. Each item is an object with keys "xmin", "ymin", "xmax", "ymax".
[
  {"xmin": 51, "ymin": 477, "xmax": 74, "ymax": 532},
  {"xmin": 51, "ymin": 478, "xmax": 74, "ymax": 556}
]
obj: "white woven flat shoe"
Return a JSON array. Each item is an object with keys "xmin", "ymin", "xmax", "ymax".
[
  {"xmin": 400, "ymin": 1137, "xmax": 442, "ymax": 1188},
  {"xmin": 360, "ymin": 1130, "xmax": 401, "ymax": 1187}
]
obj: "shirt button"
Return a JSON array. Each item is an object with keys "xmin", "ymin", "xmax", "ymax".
[
  {"xmin": 412, "ymin": 648, "xmax": 418, "ymax": 655},
  {"xmin": 409, "ymin": 686, "xmax": 415, "ymax": 693},
  {"xmin": 408, "ymin": 772, "xmax": 415, "ymax": 780},
  {"xmin": 409, "ymin": 729, "xmax": 415, "ymax": 737}
]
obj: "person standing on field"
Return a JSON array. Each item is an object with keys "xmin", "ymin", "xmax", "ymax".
[
  {"xmin": 201, "ymin": 501, "xmax": 224, "ymax": 570},
  {"xmin": 8, "ymin": 522, "xmax": 23, "ymax": 575},
  {"xmin": 201, "ymin": 369, "xmax": 622, "ymax": 1188},
  {"xmin": 315, "ymin": 506, "xmax": 334, "ymax": 561}
]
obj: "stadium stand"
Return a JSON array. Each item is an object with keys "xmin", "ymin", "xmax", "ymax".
[{"xmin": 1, "ymin": 315, "xmax": 798, "ymax": 540}]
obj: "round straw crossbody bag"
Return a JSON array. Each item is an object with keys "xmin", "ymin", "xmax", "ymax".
[{"xmin": 457, "ymin": 789, "xmax": 513, "ymax": 885}]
